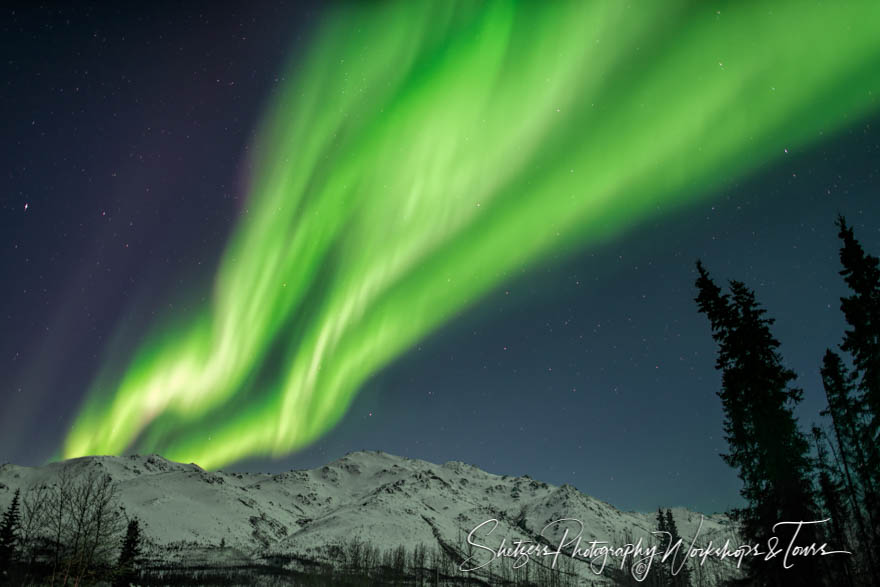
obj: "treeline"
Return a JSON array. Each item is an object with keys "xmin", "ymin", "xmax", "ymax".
[
  {"xmin": 608, "ymin": 515, "xmax": 735, "ymax": 587},
  {"xmin": 137, "ymin": 536, "xmax": 584, "ymax": 586},
  {"xmin": 695, "ymin": 216, "xmax": 880, "ymax": 586},
  {"xmin": 294, "ymin": 524, "xmax": 736, "ymax": 586},
  {"xmin": 0, "ymin": 464, "xmax": 142, "ymax": 586},
  {"xmin": 269, "ymin": 535, "xmax": 583, "ymax": 586}
]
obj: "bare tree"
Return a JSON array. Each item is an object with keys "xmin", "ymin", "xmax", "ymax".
[
  {"xmin": 38, "ymin": 464, "xmax": 125, "ymax": 586},
  {"xmin": 75, "ymin": 470, "xmax": 124, "ymax": 584},
  {"xmin": 46, "ymin": 463, "xmax": 74, "ymax": 583},
  {"xmin": 411, "ymin": 541, "xmax": 426, "ymax": 585},
  {"xmin": 20, "ymin": 483, "xmax": 49, "ymax": 568}
]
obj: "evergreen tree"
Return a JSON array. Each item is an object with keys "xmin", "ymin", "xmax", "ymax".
[
  {"xmin": 821, "ymin": 350, "xmax": 873, "ymax": 512},
  {"xmin": 653, "ymin": 508, "xmax": 671, "ymax": 586},
  {"xmin": 836, "ymin": 216, "xmax": 880, "ymax": 443},
  {"xmin": 114, "ymin": 518, "xmax": 142, "ymax": 587},
  {"xmin": 832, "ymin": 216, "xmax": 880, "ymax": 585},
  {"xmin": 820, "ymin": 349, "xmax": 879, "ymax": 582},
  {"xmin": 663, "ymin": 510, "xmax": 691, "ymax": 587},
  {"xmin": 811, "ymin": 426, "xmax": 853, "ymax": 587},
  {"xmin": 695, "ymin": 261, "xmax": 820, "ymax": 586},
  {"xmin": 0, "ymin": 489, "xmax": 21, "ymax": 572},
  {"xmin": 655, "ymin": 507, "xmax": 669, "ymax": 546}
]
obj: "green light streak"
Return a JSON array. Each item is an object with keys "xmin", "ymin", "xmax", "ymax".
[{"xmin": 64, "ymin": 0, "xmax": 880, "ymax": 468}]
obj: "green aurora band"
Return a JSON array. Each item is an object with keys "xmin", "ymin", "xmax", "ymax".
[{"xmin": 64, "ymin": 1, "xmax": 880, "ymax": 468}]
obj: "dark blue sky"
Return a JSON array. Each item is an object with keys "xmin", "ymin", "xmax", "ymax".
[{"xmin": 2, "ymin": 2, "xmax": 878, "ymax": 515}]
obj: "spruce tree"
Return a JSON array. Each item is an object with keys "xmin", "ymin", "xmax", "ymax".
[
  {"xmin": 663, "ymin": 510, "xmax": 691, "ymax": 587},
  {"xmin": 695, "ymin": 261, "xmax": 820, "ymax": 586},
  {"xmin": 821, "ymin": 350, "xmax": 873, "ymax": 512},
  {"xmin": 653, "ymin": 508, "xmax": 671, "ymax": 586},
  {"xmin": 0, "ymin": 489, "xmax": 21, "ymax": 572},
  {"xmin": 832, "ymin": 216, "xmax": 880, "ymax": 584},
  {"xmin": 114, "ymin": 518, "xmax": 142, "ymax": 587},
  {"xmin": 836, "ymin": 216, "xmax": 880, "ymax": 442},
  {"xmin": 820, "ymin": 349, "xmax": 878, "ymax": 581},
  {"xmin": 655, "ymin": 507, "xmax": 668, "ymax": 544},
  {"xmin": 811, "ymin": 426, "xmax": 854, "ymax": 587}
]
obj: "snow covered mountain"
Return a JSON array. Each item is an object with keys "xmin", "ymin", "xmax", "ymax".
[{"xmin": 0, "ymin": 451, "xmax": 742, "ymax": 584}]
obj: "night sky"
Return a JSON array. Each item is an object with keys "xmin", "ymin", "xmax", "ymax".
[{"xmin": 2, "ymin": 2, "xmax": 879, "ymax": 515}]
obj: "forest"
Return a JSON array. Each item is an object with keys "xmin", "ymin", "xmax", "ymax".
[{"xmin": 694, "ymin": 216, "xmax": 880, "ymax": 587}]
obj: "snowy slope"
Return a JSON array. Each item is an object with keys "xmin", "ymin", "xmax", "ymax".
[{"xmin": 0, "ymin": 451, "xmax": 741, "ymax": 584}]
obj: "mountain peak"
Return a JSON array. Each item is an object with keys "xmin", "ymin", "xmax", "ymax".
[{"xmin": 0, "ymin": 452, "xmax": 740, "ymax": 585}]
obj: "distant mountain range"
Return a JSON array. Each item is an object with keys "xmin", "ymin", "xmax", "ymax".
[{"xmin": 0, "ymin": 451, "xmax": 742, "ymax": 585}]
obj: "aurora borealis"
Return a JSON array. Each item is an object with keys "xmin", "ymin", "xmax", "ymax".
[{"xmin": 51, "ymin": 0, "xmax": 880, "ymax": 469}]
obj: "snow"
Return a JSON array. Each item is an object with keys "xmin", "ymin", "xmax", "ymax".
[{"xmin": 0, "ymin": 451, "xmax": 741, "ymax": 583}]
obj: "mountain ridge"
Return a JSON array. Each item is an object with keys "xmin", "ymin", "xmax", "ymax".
[{"xmin": 0, "ymin": 450, "xmax": 740, "ymax": 584}]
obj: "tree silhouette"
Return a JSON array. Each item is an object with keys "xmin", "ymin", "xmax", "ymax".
[
  {"xmin": 826, "ymin": 216, "xmax": 880, "ymax": 585},
  {"xmin": 663, "ymin": 510, "xmax": 691, "ymax": 587},
  {"xmin": 836, "ymin": 216, "xmax": 880, "ymax": 444},
  {"xmin": 0, "ymin": 489, "xmax": 22, "ymax": 573},
  {"xmin": 820, "ymin": 349, "xmax": 879, "ymax": 582},
  {"xmin": 811, "ymin": 426, "xmax": 854, "ymax": 587},
  {"xmin": 653, "ymin": 508, "xmax": 671, "ymax": 586},
  {"xmin": 695, "ymin": 261, "xmax": 819, "ymax": 586},
  {"xmin": 114, "ymin": 518, "xmax": 142, "ymax": 587}
]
